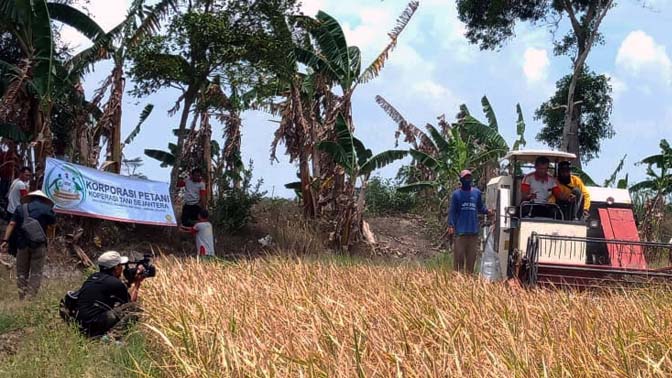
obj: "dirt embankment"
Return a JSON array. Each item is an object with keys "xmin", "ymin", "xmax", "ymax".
[
  {"xmin": 366, "ymin": 213, "xmax": 445, "ymax": 260},
  {"xmin": 1, "ymin": 201, "xmax": 445, "ymax": 270}
]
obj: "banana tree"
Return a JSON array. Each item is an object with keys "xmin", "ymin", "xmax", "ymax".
[
  {"xmin": 0, "ymin": 0, "xmax": 116, "ymax": 180},
  {"xmin": 317, "ymin": 114, "xmax": 407, "ymax": 248},
  {"xmin": 284, "ymin": 2, "xmax": 419, "ymax": 217},
  {"xmin": 65, "ymin": 0, "xmax": 176, "ymax": 172},
  {"xmin": 376, "ymin": 95, "xmax": 518, "ymax": 196},
  {"xmin": 631, "ymin": 139, "xmax": 672, "ymax": 241},
  {"xmin": 400, "ymin": 126, "xmax": 506, "ymax": 199},
  {"xmin": 298, "ymin": 2, "xmax": 419, "ymax": 124}
]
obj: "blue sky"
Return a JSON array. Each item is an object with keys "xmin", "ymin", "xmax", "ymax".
[{"xmin": 61, "ymin": 0, "xmax": 672, "ymax": 197}]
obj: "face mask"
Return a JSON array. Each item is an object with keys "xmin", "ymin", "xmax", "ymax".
[{"xmin": 460, "ymin": 178, "xmax": 472, "ymax": 189}]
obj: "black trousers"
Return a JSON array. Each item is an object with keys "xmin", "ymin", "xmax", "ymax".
[
  {"xmin": 79, "ymin": 302, "xmax": 139, "ymax": 338},
  {"xmin": 181, "ymin": 204, "xmax": 201, "ymax": 227},
  {"xmin": 0, "ymin": 178, "xmax": 10, "ymax": 202},
  {"xmin": 557, "ymin": 188, "xmax": 585, "ymax": 220}
]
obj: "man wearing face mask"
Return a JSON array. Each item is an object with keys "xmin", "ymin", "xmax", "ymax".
[
  {"xmin": 447, "ymin": 170, "xmax": 493, "ymax": 274},
  {"xmin": 553, "ymin": 161, "xmax": 591, "ymax": 220}
]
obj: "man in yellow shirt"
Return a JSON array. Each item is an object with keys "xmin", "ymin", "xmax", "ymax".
[{"xmin": 553, "ymin": 161, "xmax": 591, "ymax": 220}]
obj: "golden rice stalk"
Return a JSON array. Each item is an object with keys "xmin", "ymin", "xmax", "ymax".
[{"xmin": 139, "ymin": 256, "xmax": 672, "ymax": 378}]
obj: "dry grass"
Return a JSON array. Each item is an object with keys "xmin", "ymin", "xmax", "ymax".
[{"xmin": 140, "ymin": 257, "xmax": 672, "ymax": 377}]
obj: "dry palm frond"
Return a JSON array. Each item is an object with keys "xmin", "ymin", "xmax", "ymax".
[
  {"xmin": 271, "ymin": 80, "xmax": 310, "ymax": 164},
  {"xmin": 90, "ymin": 75, "xmax": 112, "ymax": 108},
  {"xmin": 0, "ymin": 59, "xmax": 31, "ymax": 111},
  {"xmin": 375, "ymin": 95, "xmax": 434, "ymax": 153},
  {"xmin": 437, "ymin": 114, "xmax": 452, "ymax": 135},
  {"xmin": 222, "ymin": 111, "xmax": 242, "ymax": 162},
  {"xmin": 95, "ymin": 67, "xmax": 124, "ymax": 162},
  {"xmin": 357, "ymin": 1, "xmax": 419, "ymax": 85}
]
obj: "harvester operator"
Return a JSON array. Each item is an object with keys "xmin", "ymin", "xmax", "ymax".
[
  {"xmin": 552, "ymin": 161, "xmax": 591, "ymax": 220},
  {"xmin": 520, "ymin": 156, "xmax": 563, "ymax": 218}
]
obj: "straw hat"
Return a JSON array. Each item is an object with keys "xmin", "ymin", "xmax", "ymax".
[{"xmin": 21, "ymin": 190, "xmax": 55, "ymax": 206}]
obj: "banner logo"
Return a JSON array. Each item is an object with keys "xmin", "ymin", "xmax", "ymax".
[{"xmin": 45, "ymin": 163, "xmax": 87, "ymax": 208}]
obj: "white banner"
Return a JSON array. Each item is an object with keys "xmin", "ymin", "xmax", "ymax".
[{"xmin": 44, "ymin": 158, "xmax": 177, "ymax": 226}]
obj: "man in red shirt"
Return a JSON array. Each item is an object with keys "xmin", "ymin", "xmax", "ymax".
[{"xmin": 520, "ymin": 156, "xmax": 563, "ymax": 218}]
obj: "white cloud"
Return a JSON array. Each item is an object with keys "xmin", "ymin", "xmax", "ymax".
[
  {"xmin": 412, "ymin": 80, "xmax": 447, "ymax": 98},
  {"xmin": 341, "ymin": 7, "xmax": 394, "ymax": 56},
  {"xmin": 59, "ymin": 0, "xmax": 129, "ymax": 52},
  {"xmin": 604, "ymin": 73, "xmax": 628, "ymax": 100},
  {"xmin": 615, "ymin": 30, "xmax": 672, "ymax": 84},
  {"xmin": 300, "ymin": 0, "xmax": 326, "ymax": 16},
  {"xmin": 522, "ymin": 48, "xmax": 550, "ymax": 83}
]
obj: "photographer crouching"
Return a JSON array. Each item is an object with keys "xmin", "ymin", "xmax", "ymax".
[{"xmin": 67, "ymin": 251, "xmax": 150, "ymax": 338}]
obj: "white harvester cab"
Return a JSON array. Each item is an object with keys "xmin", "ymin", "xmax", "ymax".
[
  {"xmin": 485, "ymin": 150, "xmax": 614, "ymax": 278},
  {"xmin": 486, "ymin": 150, "xmax": 672, "ymax": 287}
]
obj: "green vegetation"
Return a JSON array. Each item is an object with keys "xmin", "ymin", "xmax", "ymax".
[
  {"xmin": 536, "ymin": 69, "xmax": 614, "ymax": 164},
  {"xmin": 317, "ymin": 114, "xmax": 408, "ymax": 246},
  {"xmin": 457, "ymin": 0, "xmax": 616, "ymax": 165},
  {"xmin": 365, "ymin": 176, "xmax": 418, "ymax": 216},
  {"xmin": 376, "ymin": 95, "xmax": 526, "ymax": 216},
  {"xmin": 632, "ymin": 139, "xmax": 672, "ymax": 242},
  {"xmin": 210, "ymin": 162, "xmax": 266, "ymax": 232},
  {"xmin": 0, "ymin": 271, "xmax": 157, "ymax": 378}
]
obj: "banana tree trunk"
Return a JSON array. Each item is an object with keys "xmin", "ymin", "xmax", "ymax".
[
  {"xmin": 201, "ymin": 111, "xmax": 212, "ymax": 203},
  {"xmin": 170, "ymin": 89, "xmax": 196, "ymax": 201},
  {"xmin": 223, "ymin": 109, "xmax": 242, "ymax": 189},
  {"xmin": 299, "ymin": 147, "xmax": 316, "ymax": 217},
  {"xmin": 34, "ymin": 101, "xmax": 53, "ymax": 190},
  {"xmin": 109, "ymin": 65, "xmax": 124, "ymax": 173},
  {"xmin": 333, "ymin": 173, "xmax": 367, "ymax": 250}
]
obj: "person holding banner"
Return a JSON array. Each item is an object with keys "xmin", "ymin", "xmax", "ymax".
[
  {"xmin": 7, "ymin": 167, "xmax": 31, "ymax": 216},
  {"xmin": 177, "ymin": 168, "xmax": 207, "ymax": 227},
  {"xmin": 179, "ymin": 209, "xmax": 215, "ymax": 257},
  {"xmin": 4, "ymin": 167, "xmax": 31, "ymax": 256}
]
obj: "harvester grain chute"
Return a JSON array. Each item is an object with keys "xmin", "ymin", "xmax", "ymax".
[{"xmin": 486, "ymin": 150, "xmax": 672, "ymax": 288}]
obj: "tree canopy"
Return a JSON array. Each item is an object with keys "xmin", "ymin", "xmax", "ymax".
[
  {"xmin": 535, "ymin": 69, "xmax": 614, "ymax": 163},
  {"xmin": 456, "ymin": 0, "xmax": 616, "ymax": 164}
]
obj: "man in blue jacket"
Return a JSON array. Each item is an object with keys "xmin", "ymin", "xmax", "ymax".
[{"xmin": 447, "ymin": 170, "xmax": 492, "ymax": 273}]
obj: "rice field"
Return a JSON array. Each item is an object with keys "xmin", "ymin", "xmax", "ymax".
[{"xmin": 140, "ymin": 256, "xmax": 672, "ymax": 377}]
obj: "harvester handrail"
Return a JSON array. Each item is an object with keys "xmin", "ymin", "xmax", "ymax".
[
  {"xmin": 519, "ymin": 202, "xmax": 565, "ymax": 220},
  {"xmin": 534, "ymin": 234, "xmax": 672, "ymax": 248}
]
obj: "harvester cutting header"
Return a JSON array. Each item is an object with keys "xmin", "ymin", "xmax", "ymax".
[{"xmin": 486, "ymin": 150, "xmax": 672, "ymax": 288}]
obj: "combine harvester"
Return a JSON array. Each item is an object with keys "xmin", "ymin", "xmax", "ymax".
[{"xmin": 486, "ymin": 150, "xmax": 672, "ymax": 288}]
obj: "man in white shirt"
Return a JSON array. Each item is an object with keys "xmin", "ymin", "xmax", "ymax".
[
  {"xmin": 4, "ymin": 167, "xmax": 31, "ymax": 256},
  {"xmin": 7, "ymin": 167, "xmax": 31, "ymax": 215},
  {"xmin": 176, "ymin": 168, "xmax": 206, "ymax": 226},
  {"xmin": 520, "ymin": 157, "xmax": 562, "ymax": 218},
  {"xmin": 179, "ymin": 209, "xmax": 215, "ymax": 257}
]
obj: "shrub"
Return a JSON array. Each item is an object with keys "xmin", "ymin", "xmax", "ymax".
[
  {"xmin": 211, "ymin": 164, "xmax": 266, "ymax": 232},
  {"xmin": 365, "ymin": 176, "xmax": 417, "ymax": 215}
]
